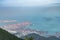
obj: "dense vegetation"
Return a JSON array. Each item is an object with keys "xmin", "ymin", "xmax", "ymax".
[{"xmin": 0, "ymin": 28, "xmax": 23, "ymax": 40}]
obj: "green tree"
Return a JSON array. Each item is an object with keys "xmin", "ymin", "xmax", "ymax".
[
  {"xmin": 29, "ymin": 36, "xmax": 34, "ymax": 40},
  {"xmin": 25, "ymin": 36, "xmax": 34, "ymax": 40},
  {"xmin": 25, "ymin": 36, "xmax": 29, "ymax": 40}
]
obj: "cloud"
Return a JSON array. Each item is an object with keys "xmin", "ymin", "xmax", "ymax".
[
  {"xmin": 0, "ymin": 21, "xmax": 48, "ymax": 37},
  {"xmin": 21, "ymin": 28, "xmax": 48, "ymax": 36},
  {"xmin": 0, "ymin": 20, "xmax": 17, "ymax": 23},
  {"xmin": 22, "ymin": 0, "xmax": 55, "ymax": 6},
  {"xmin": 0, "ymin": 22, "xmax": 32, "ymax": 30},
  {"xmin": 0, "ymin": 21, "xmax": 32, "ymax": 37},
  {"xmin": 1, "ymin": 0, "xmax": 23, "ymax": 6},
  {"xmin": 0, "ymin": 0, "xmax": 59, "ymax": 7}
]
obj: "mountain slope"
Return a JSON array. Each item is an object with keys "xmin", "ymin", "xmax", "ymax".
[
  {"xmin": 22, "ymin": 33, "xmax": 60, "ymax": 40},
  {"xmin": 22, "ymin": 33, "xmax": 46, "ymax": 40},
  {"xmin": 46, "ymin": 36, "xmax": 60, "ymax": 40},
  {"xmin": 0, "ymin": 28, "xmax": 23, "ymax": 40}
]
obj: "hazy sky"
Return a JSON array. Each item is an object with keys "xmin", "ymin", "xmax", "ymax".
[{"xmin": 0, "ymin": 0, "xmax": 60, "ymax": 7}]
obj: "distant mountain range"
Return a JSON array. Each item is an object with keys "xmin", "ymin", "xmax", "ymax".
[
  {"xmin": 22, "ymin": 33, "xmax": 46, "ymax": 40},
  {"xmin": 46, "ymin": 36, "xmax": 60, "ymax": 40},
  {"xmin": 22, "ymin": 33, "xmax": 60, "ymax": 40}
]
